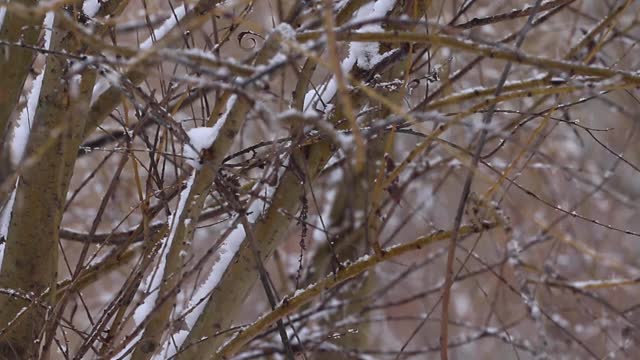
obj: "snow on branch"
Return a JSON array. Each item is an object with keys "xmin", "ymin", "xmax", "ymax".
[
  {"xmin": 11, "ymin": 11, "xmax": 55, "ymax": 166},
  {"xmin": 133, "ymin": 172, "xmax": 197, "ymax": 327},
  {"xmin": 303, "ymin": 0, "xmax": 396, "ymax": 113},
  {"xmin": 183, "ymin": 95, "xmax": 238, "ymax": 169}
]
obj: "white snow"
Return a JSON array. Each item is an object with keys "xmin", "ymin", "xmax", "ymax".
[
  {"xmin": 303, "ymin": 55, "xmax": 355, "ymax": 113},
  {"xmin": 0, "ymin": 184, "xmax": 17, "ymax": 267},
  {"xmin": 183, "ymin": 183, "xmax": 275, "ymax": 327},
  {"xmin": 90, "ymin": 79, "xmax": 109, "ymax": 105},
  {"xmin": 335, "ymin": 0, "xmax": 350, "ymax": 12},
  {"xmin": 114, "ymin": 332, "xmax": 142, "ymax": 360},
  {"xmin": 11, "ymin": 12, "xmax": 55, "ymax": 166},
  {"xmin": 184, "ymin": 128, "xmax": 217, "ymax": 169},
  {"xmin": 303, "ymin": 0, "xmax": 396, "ymax": 113},
  {"xmin": 275, "ymin": 23, "xmax": 295, "ymax": 41},
  {"xmin": 569, "ymin": 279, "xmax": 627, "ymax": 289},
  {"xmin": 189, "ymin": 224, "xmax": 245, "ymax": 327},
  {"xmin": 345, "ymin": 0, "xmax": 396, "ymax": 70},
  {"xmin": 82, "ymin": 0, "xmax": 101, "ymax": 17},
  {"xmin": 270, "ymin": 52, "xmax": 287, "ymax": 66},
  {"xmin": 0, "ymin": 7, "xmax": 6, "ymax": 29},
  {"xmin": 184, "ymin": 95, "xmax": 237, "ymax": 169},
  {"xmin": 140, "ymin": 4, "xmax": 187, "ymax": 49},
  {"xmin": 133, "ymin": 171, "xmax": 196, "ymax": 326},
  {"xmin": 156, "ymin": 166, "xmax": 283, "ymax": 358},
  {"xmin": 90, "ymin": 3, "xmax": 187, "ymax": 104},
  {"xmin": 157, "ymin": 222, "xmax": 245, "ymax": 359}
]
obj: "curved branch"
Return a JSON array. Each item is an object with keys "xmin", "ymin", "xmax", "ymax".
[{"xmin": 216, "ymin": 223, "xmax": 498, "ymax": 359}]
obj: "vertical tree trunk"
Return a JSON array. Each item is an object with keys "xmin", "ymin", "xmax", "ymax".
[
  {"xmin": 0, "ymin": 10, "xmax": 91, "ymax": 357},
  {"xmin": 0, "ymin": 0, "xmax": 45, "ymax": 199}
]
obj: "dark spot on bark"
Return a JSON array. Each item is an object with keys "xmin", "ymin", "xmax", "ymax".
[{"xmin": 139, "ymin": 340, "xmax": 157, "ymax": 354}]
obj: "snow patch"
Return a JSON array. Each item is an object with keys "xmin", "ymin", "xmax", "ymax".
[
  {"xmin": 303, "ymin": 55, "xmax": 355, "ymax": 113},
  {"xmin": 140, "ymin": 4, "xmax": 187, "ymax": 49},
  {"xmin": 82, "ymin": 0, "xmax": 101, "ymax": 17},
  {"xmin": 0, "ymin": 184, "xmax": 17, "ymax": 267},
  {"xmin": 158, "ymin": 221, "xmax": 245, "ymax": 358},
  {"xmin": 158, "ymin": 167, "xmax": 283, "ymax": 357},
  {"xmin": 275, "ymin": 22, "xmax": 295, "ymax": 41},
  {"xmin": 90, "ymin": 79, "xmax": 109, "ymax": 105},
  {"xmin": 11, "ymin": 12, "xmax": 55, "ymax": 166},
  {"xmin": 184, "ymin": 128, "xmax": 217, "ymax": 169},
  {"xmin": 345, "ymin": 0, "xmax": 396, "ymax": 70},
  {"xmin": 0, "ymin": 7, "xmax": 6, "ymax": 29},
  {"xmin": 90, "ymin": 3, "xmax": 187, "ymax": 105},
  {"xmin": 113, "ymin": 332, "xmax": 142, "ymax": 360},
  {"xmin": 133, "ymin": 172, "xmax": 196, "ymax": 326},
  {"xmin": 184, "ymin": 95, "xmax": 237, "ymax": 169},
  {"xmin": 188, "ymin": 224, "xmax": 244, "ymax": 327},
  {"xmin": 303, "ymin": 0, "xmax": 396, "ymax": 113}
]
